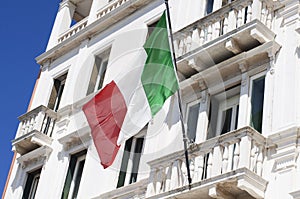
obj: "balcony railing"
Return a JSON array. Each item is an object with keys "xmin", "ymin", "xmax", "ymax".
[
  {"xmin": 17, "ymin": 105, "xmax": 57, "ymax": 138},
  {"xmin": 58, "ymin": 17, "xmax": 88, "ymax": 43},
  {"xmin": 173, "ymin": 0, "xmax": 276, "ymax": 58},
  {"xmin": 146, "ymin": 126, "xmax": 266, "ymax": 197},
  {"xmin": 12, "ymin": 105, "xmax": 57, "ymax": 155},
  {"xmin": 96, "ymin": 0, "xmax": 130, "ymax": 19}
]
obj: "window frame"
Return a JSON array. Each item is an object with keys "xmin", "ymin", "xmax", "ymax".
[
  {"xmin": 86, "ymin": 48, "xmax": 111, "ymax": 95},
  {"xmin": 117, "ymin": 127, "xmax": 147, "ymax": 188},
  {"xmin": 61, "ymin": 150, "xmax": 87, "ymax": 199},
  {"xmin": 247, "ymin": 72, "xmax": 266, "ymax": 133},
  {"xmin": 22, "ymin": 168, "xmax": 42, "ymax": 199},
  {"xmin": 216, "ymin": 94, "xmax": 239, "ymax": 136},
  {"xmin": 185, "ymin": 99, "xmax": 201, "ymax": 142}
]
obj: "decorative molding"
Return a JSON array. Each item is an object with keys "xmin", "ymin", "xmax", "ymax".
[
  {"xmin": 58, "ymin": 126, "xmax": 91, "ymax": 152},
  {"xmin": 17, "ymin": 146, "xmax": 52, "ymax": 169}
]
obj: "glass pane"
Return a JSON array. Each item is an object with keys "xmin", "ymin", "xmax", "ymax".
[
  {"xmin": 129, "ymin": 138, "xmax": 144, "ymax": 184},
  {"xmin": 187, "ymin": 103, "xmax": 200, "ymax": 142},
  {"xmin": 117, "ymin": 138, "xmax": 133, "ymax": 188},
  {"xmin": 206, "ymin": 0, "xmax": 214, "ymax": 14},
  {"xmin": 97, "ymin": 60, "xmax": 108, "ymax": 90},
  {"xmin": 23, "ymin": 169, "xmax": 42, "ymax": 199},
  {"xmin": 250, "ymin": 76, "xmax": 265, "ymax": 132},
  {"xmin": 86, "ymin": 59, "xmax": 101, "ymax": 95},
  {"xmin": 235, "ymin": 105, "xmax": 239, "ymax": 130},
  {"xmin": 221, "ymin": 108, "xmax": 232, "ymax": 135},
  {"xmin": 72, "ymin": 159, "xmax": 85, "ymax": 199}
]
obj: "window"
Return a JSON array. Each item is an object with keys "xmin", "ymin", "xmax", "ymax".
[
  {"xmin": 61, "ymin": 150, "xmax": 87, "ymax": 199},
  {"xmin": 23, "ymin": 168, "xmax": 42, "ymax": 199},
  {"xmin": 48, "ymin": 73, "xmax": 67, "ymax": 111},
  {"xmin": 250, "ymin": 75, "xmax": 265, "ymax": 132},
  {"xmin": 186, "ymin": 101, "xmax": 200, "ymax": 142},
  {"xmin": 205, "ymin": 0, "xmax": 214, "ymax": 15},
  {"xmin": 208, "ymin": 85, "xmax": 240, "ymax": 139},
  {"xmin": 86, "ymin": 49, "xmax": 111, "ymax": 95},
  {"xmin": 218, "ymin": 95, "xmax": 239, "ymax": 135},
  {"xmin": 117, "ymin": 128, "xmax": 146, "ymax": 188}
]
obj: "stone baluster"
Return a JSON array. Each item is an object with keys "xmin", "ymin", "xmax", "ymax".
[
  {"xmin": 173, "ymin": 39, "xmax": 179, "ymax": 57},
  {"xmin": 256, "ymin": 145, "xmax": 264, "ymax": 176},
  {"xmin": 222, "ymin": 143, "xmax": 229, "ymax": 173},
  {"xmin": 233, "ymin": 140, "xmax": 240, "ymax": 170},
  {"xmin": 48, "ymin": 117, "xmax": 55, "ymax": 137},
  {"xmin": 206, "ymin": 151, "xmax": 213, "ymax": 178},
  {"xmin": 156, "ymin": 167, "xmax": 164, "ymax": 194},
  {"xmin": 36, "ymin": 110, "xmax": 46, "ymax": 133},
  {"xmin": 170, "ymin": 160, "xmax": 181, "ymax": 190},
  {"xmin": 28, "ymin": 115, "xmax": 36, "ymax": 132},
  {"xmin": 250, "ymin": 142, "xmax": 256, "ymax": 171},
  {"xmin": 261, "ymin": 2, "xmax": 267, "ymax": 25},
  {"xmin": 199, "ymin": 27, "xmax": 205, "ymax": 45},
  {"xmin": 211, "ymin": 145, "xmax": 222, "ymax": 177},
  {"xmin": 194, "ymin": 154, "xmax": 204, "ymax": 182},
  {"xmin": 181, "ymin": 160, "xmax": 188, "ymax": 186},
  {"xmin": 246, "ymin": 3, "xmax": 252, "ymax": 23},
  {"xmin": 207, "ymin": 23, "xmax": 213, "ymax": 42},
  {"xmin": 238, "ymin": 135, "xmax": 252, "ymax": 169},
  {"xmin": 178, "ymin": 39, "xmax": 184, "ymax": 57},
  {"xmin": 185, "ymin": 31, "xmax": 192, "ymax": 54},
  {"xmin": 41, "ymin": 113, "xmax": 48, "ymax": 134},
  {"xmin": 222, "ymin": 14, "xmax": 229, "ymax": 34},
  {"xmin": 24, "ymin": 119, "xmax": 30, "ymax": 134},
  {"xmin": 20, "ymin": 121, "xmax": 27, "ymax": 136},
  {"xmin": 266, "ymin": 7, "xmax": 272, "ymax": 29},
  {"xmin": 213, "ymin": 19, "xmax": 221, "ymax": 39},
  {"xmin": 164, "ymin": 164, "xmax": 172, "ymax": 192},
  {"xmin": 146, "ymin": 169, "xmax": 156, "ymax": 197},
  {"xmin": 190, "ymin": 159, "xmax": 195, "ymax": 182},
  {"xmin": 191, "ymin": 27, "xmax": 200, "ymax": 50},
  {"xmin": 227, "ymin": 9, "xmax": 237, "ymax": 32},
  {"xmin": 237, "ymin": 6, "xmax": 244, "ymax": 27}
]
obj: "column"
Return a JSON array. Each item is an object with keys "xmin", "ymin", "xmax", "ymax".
[
  {"xmin": 237, "ymin": 62, "xmax": 250, "ymax": 128},
  {"xmin": 195, "ymin": 81, "xmax": 210, "ymax": 143},
  {"xmin": 47, "ymin": 0, "xmax": 76, "ymax": 50},
  {"xmin": 261, "ymin": 51, "xmax": 276, "ymax": 136}
]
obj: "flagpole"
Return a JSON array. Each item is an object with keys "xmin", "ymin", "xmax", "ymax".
[{"xmin": 164, "ymin": 0, "xmax": 192, "ymax": 189}]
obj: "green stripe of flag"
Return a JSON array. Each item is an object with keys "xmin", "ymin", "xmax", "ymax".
[{"xmin": 141, "ymin": 11, "xmax": 179, "ymax": 116}]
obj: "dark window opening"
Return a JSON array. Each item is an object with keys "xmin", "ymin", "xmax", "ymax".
[
  {"xmin": 117, "ymin": 128, "xmax": 146, "ymax": 188},
  {"xmin": 61, "ymin": 150, "xmax": 87, "ymax": 199},
  {"xmin": 250, "ymin": 76, "xmax": 265, "ymax": 133},
  {"xmin": 187, "ymin": 103, "xmax": 200, "ymax": 142},
  {"xmin": 23, "ymin": 168, "xmax": 42, "ymax": 199},
  {"xmin": 87, "ymin": 49, "xmax": 110, "ymax": 95},
  {"xmin": 206, "ymin": 0, "xmax": 214, "ymax": 15},
  {"xmin": 48, "ymin": 73, "xmax": 67, "ymax": 111}
]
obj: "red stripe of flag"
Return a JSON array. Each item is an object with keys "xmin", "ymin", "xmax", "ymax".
[{"xmin": 82, "ymin": 81, "xmax": 127, "ymax": 168}]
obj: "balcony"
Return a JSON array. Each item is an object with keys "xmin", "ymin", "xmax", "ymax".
[
  {"xmin": 12, "ymin": 105, "xmax": 58, "ymax": 155},
  {"xmin": 146, "ymin": 126, "xmax": 268, "ymax": 199},
  {"xmin": 93, "ymin": 179, "xmax": 147, "ymax": 199},
  {"xmin": 174, "ymin": 0, "xmax": 279, "ymax": 77}
]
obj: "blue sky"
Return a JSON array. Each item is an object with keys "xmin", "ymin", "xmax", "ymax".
[{"xmin": 0, "ymin": 0, "xmax": 61, "ymax": 195}]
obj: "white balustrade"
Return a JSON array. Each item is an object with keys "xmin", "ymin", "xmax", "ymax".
[
  {"xmin": 146, "ymin": 126, "xmax": 266, "ymax": 197},
  {"xmin": 96, "ymin": 0, "xmax": 130, "ymax": 19},
  {"xmin": 58, "ymin": 17, "xmax": 88, "ymax": 43},
  {"xmin": 16, "ymin": 105, "xmax": 58, "ymax": 138},
  {"xmin": 173, "ymin": 0, "xmax": 276, "ymax": 57}
]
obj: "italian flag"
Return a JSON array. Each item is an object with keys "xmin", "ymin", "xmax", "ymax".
[{"xmin": 83, "ymin": 12, "xmax": 179, "ymax": 168}]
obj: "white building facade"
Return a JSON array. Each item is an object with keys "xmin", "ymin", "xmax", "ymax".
[{"xmin": 3, "ymin": 0, "xmax": 300, "ymax": 198}]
